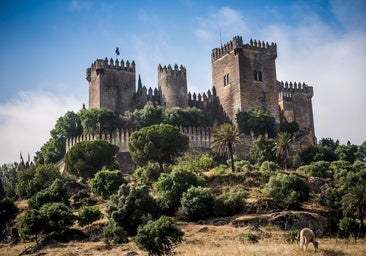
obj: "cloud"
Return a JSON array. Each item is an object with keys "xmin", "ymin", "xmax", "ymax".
[
  {"xmin": 69, "ymin": 0, "xmax": 92, "ymax": 11},
  {"xmin": 194, "ymin": 7, "xmax": 247, "ymax": 42},
  {"xmin": 260, "ymin": 4, "xmax": 366, "ymax": 144},
  {"xmin": 0, "ymin": 91, "xmax": 82, "ymax": 165}
]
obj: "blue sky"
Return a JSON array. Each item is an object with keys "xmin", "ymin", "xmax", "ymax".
[{"xmin": 0, "ymin": 0, "xmax": 365, "ymax": 164}]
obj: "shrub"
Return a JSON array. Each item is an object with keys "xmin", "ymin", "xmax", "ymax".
[
  {"xmin": 260, "ymin": 161, "xmax": 280, "ymax": 173},
  {"xmin": 296, "ymin": 161, "xmax": 331, "ymax": 178},
  {"xmin": 235, "ymin": 160, "xmax": 253, "ymax": 172},
  {"xmin": 78, "ymin": 205, "xmax": 102, "ymax": 227},
  {"xmin": 214, "ymin": 186, "xmax": 248, "ymax": 217},
  {"xmin": 18, "ymin": 209, "xmax": 44, "ymax": 244},
  {"xmin": 90, "ymin": 169, "xmax": 127, "ymax": 199},
  {"xmin": 338, "ymin": 217, "xmax": 359, "ymax": 238},
  {"xmin": 103, "ymin": 219, "xmax": 128, "ymax": 244},
  {"xmin": 133, "ymin": 162, "xmax": 161, "ymax": 185},
  {"xmin": 154, "ymin": 167, "xmax": 204, "ymax": 214},
  {"xmin": 106, "ymin": 184, "xmax": 159, "ymax": 235},
  {"xmin": 239, "ymin": 232, "xmax": 260, "ymax": 244},
  {"xmin": 284, "ymin": 229, "xmax": 299, "ymax": 243},
  {"xmin": 265, "ymin": 173, "xmax": 310, "ymax": 208},
  {"xmin": 179, "ymin": 186, "xmax": 214, "ymax": 221},
  {"xmin": 28, "ymin": 179, "xmax": 69, "ymax": 209},
  {"xmin": 0, "ymin": 198, "xmax": 18, "ymax": 230},
  {"xmin": 135, "ymin": 216, "xmax": 184, "ymax": 256},
  {"xmin": 39, "ymin": 202, "xmax": 74, "ymax": 234}
]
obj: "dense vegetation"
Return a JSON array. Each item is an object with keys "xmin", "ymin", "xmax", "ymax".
[{"xmin": 1, "ymin": 105, "xmax": 365, "ymax": 255}]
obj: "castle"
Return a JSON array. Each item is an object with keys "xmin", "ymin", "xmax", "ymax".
[{"xmin": 86, "ymin": 35, "xmax": 315, "ymax": 141}]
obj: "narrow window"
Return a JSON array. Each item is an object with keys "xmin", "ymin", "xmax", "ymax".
[
  {"xmin": 254, "ymin": 70, "xmax": 263, "ymax": 82},
  {"xmin": 258, "ymin": 71, "xmax": 262, "ymax": 82},
  {"xmin": 223, "ymin": 74, "xmax": 230, "ymax": 86},
  {"xmin": 254, "ymin": 70, "xmax": 257, "ymax": 81}
]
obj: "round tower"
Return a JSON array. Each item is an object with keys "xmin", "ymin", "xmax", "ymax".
[{"xmin": 158, "ymin": 64, "xmax": 188, "ymax": 108}]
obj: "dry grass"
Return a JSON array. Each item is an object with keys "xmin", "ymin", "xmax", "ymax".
[{"xmin": 1, "ymin": 222, "xmax": 365, "ymax": 256}]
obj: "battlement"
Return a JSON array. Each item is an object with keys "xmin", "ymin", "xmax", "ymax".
[
  {"xmin": 277, "ymin": 81, "xmax": 314, "ymax": 98},
  {"xmin": 158, "ymin": 64, "xmax": 186, "ymax": 75},
  {"xmin": 211, "ymin": 36, "xmax": 277, "ymax": 61},
  {"xmin": 86, "ymin": 58, "xmax": 135, "ymax": 81}
]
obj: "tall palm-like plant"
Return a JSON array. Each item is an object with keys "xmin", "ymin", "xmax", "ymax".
[
  {"xmin": 341, "ymin": 181, "xmax": 366, "ymax": 233},
  {"xmin": 274, "ymin": 132, "xmax": 292, "ymax": 169},
  {"xmin": 211, "ymin": 123, "xmax": 240, "ymax": 173}
]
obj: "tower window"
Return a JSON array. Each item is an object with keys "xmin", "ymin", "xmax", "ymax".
[
  {"xmin": 224, "ymin": 74, "xmax": 230, "ymax": 86},
  {"xmin": 254, "ymin": 70, "xmax": 263, "ymax": 82}
]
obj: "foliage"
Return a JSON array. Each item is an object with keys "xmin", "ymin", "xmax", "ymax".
[
  {"xmin": 64, "ymin": 140, "xmax": 119, "ymax": 179},
  {"xmin": 121, "ymin": 101, "xmax": 164, "ymax": 128},
  {"xmin": 341, "ymin": 181, "xmax": 366, "ymax": 229},
  {"xmin": 179, "ymin": 186, "xmax": 215, "ymax": 221},
  {"xmin": 28, "ymin": 179, "xmax": 69, "ymax": 209},
  {"xmin": 211, "ymin": 123, "xmax": 241, "ymax": 173},
  {"xmin": 250, "ymin": 136, "xmax": 276, "ymax": 165},
  {"xmin": 129, "ymin": 124, "xmax": 189, "ymax": 170},
  {"xmin": 265, "ymin": 173, "xmax": 310, "ymax": 208},
  {"xmin": 336, "ymin": 142, "xmax": 359, "ymax": 163},
  {"xmin": 18, "ymin": 208, "xmax": 45, "ymax": 244},
  {"xmin": 214, "ymin": 185, "xmax": 247, "ymax": 217},
  {"xmin": 236, "ymin": 109, "xmax": 276, "ymax": 137},
  {"xmin": 163, "ymin": 106, "xmax": 211, "ymax": 127},
  {"xmin": 135, "ymin": 215, "xmax": 184, "ymax": 256},
  {"xmin": 280, "ymin": 115, "xmax": 299, "ymax": 134},
  {"xmin": 106, "ymin": 184, "xmax": 159, "ymax": 235},
  {"xmin": 90, "ymin": 169, "xmax": 127, "ymax": 199},
  {"xmin": 78, "ymin": 205, "xmax": 102, "ymax": 227},
  {"xmin": 239, "ymin": 232, "xmax": 260, "ymax": 244},
  {"xmin": 274, "ymin": 132, "xmax": 292, "ymax": 169},
  {"xmin": 103, "ymin": 219, "xmax": 128, "ymax": 244},
  {"xmin": 133, "ymin": 162, "xmax": 161, "ymax": 185},
  {"xmin": 260, "ymin": 161, "xmax": 280, "ymax": 173},
  {"xmin": 234, "ymin": 160, "xmax": 253, "ymax": 172},
  {"xmin": 79, "ymin": 107, "xmax": 119, "ymax": 134},
  {"xmin": 0, "ymin": 162, "xmax": 18, "ymax": 200},
  {"xmin": 154, "ymin": 167, "xmax": 205, "ymax": 214},
  {"xmin": 284, "ymin": 229, "xmax": 299, "ymax": 243},
  {"xmin": 338, "ymin": 217, "xmax": 359, "ymax": 238},
  {"xmin": 15, "ymin": 165, "xmax": 36, "ymax": 198},
  {"xmin": 296, "ymin": 161, "xmax": 331, "ymax": 178},
  {"xmin": 35, "ymin": 111, "xmax": 82, "ymax": 164},
  {"xmin": 0, "ymin": 198, "xmax": 18, "ymax": 230},
  {"xmin": 39, "ymin": 202, "xmax": 74, "ymax": 234}
]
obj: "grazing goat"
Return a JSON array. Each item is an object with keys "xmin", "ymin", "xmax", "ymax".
[{"xmin": 299, "ymin": 228, "xmax": 318, "ymax": 251}]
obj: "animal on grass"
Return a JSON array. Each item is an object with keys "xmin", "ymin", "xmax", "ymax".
[{"xmin": 299, "ymin": 228, "xmax": 318, "ymax": 251}]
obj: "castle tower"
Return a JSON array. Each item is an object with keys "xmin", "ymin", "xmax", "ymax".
[
  {"xmin": 86, "ymin": 58, "xmax": 136, "ymax": 116},
  {"xmin": 278, "ymin": 81, "xmax": 315, "ymax": 141},
  {"xmin": 211, "ymin": 36, "xmax": 280, "ymax": 124},
  {"xmin": 158, "ymin": 64, "xmax": 188, "ymax": 108}
]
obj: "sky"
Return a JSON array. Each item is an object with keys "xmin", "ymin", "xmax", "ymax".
[{"xmin": 0, "ymin": 0, "xmax": 365, "ymax": 164}]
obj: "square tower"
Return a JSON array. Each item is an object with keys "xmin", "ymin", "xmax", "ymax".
[{"xmin": 211, "ymin": 36, "xmax": 280, "ymax": 124}]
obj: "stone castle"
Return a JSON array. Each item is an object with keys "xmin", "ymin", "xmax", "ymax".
[{"xmin": 86, "ymin": 35, "xmax": 315, "ymax": 141}]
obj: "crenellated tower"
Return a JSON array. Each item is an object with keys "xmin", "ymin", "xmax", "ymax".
[
  {"xmin": 87, "ymin": 58, "xmax": 136, "ymax": 116},
  {"xmin": 158, "ymin": 64, "xmax": 188, "ymax": 108},
  {"xmin": 211, "ymin": 36, "xmax": 279, "ymax": 124}
]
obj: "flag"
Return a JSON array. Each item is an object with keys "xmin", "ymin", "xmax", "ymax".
[
  {"xmin": 20, "ymin": 152, "xmax": 24, "ymax": 163},
  {"xmin": 115, "ymin": 47, "xmax": 120, "ymax": 55}
]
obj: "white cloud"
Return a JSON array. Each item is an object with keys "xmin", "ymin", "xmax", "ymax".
[
  {"xmin": 260, "ymin": 6, "xmax": 366, "ymax": 145},
  {"xmin": 0, "ymin": 91, "xmax": 82, "ymax": 165}
]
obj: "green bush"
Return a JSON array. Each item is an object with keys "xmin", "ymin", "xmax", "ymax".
[
  {"xmin": 239, "ymin": 232, "xmax": 260, "ymax": 244},
  {"xmin": 214, "ymin": 186, "xmax": 248, "ymax": 217},
  {"xmin": 0, "ymin": 198, "xmax": 18, "ymax": 230},
  {"xmin": 106, "ymin": 184, "xmax": 159, "ymax": 235},
  {"xmin": 18, "ymin": 208, "xmax": 44, "ymax": 244},
  {"xmin": 260, "ymin": 161, "xmax": 280, "ymax": 173},
  {"xmin": 28, "ymin": 179, "xmax": 69, "ymax": 209},
  {"xmin": 103, "ymin": 219, "xmax": 128, "ymax": 244},
  {"xmin": 296, "ymin": 161, "xmax": 331, "ymax": 178},
  {"xmin": 39, "ymin": 202, "xmax": 74, "ymax": 234},
  {"xmin": 90, "ymin": 169, "xmax": 127, "ymax": 199},
  {"xmin": 338, "ymin": 217, "xmax": 359, "ymax": 238},
  {"xmin": 154, "ymin": 167, "xmax": 204, "ymax": 214},
  {"xmin": 135, "ymin": 216, "xmax": 184, "ymax": 256},
  {"xmin": 284, "ymin": 229, "xmax": 299, "ymax": 243},
  {"xmin": 78, "ymin": 205, "xmax": 102, "ymax": 227},
  {"xmin": 133, "ymin": 162, "xmax": 161, "ymax": 185},
  {"xmin": 179, "ymin": 186, "xmax": 214, "ymax": 221},
  {"xmin": 265, "ymin": 173, "xmax": 310, "ymax": 208},
  {"xmin": 235, "ymin": 160, "xmax": 253, "ymax": 172}
]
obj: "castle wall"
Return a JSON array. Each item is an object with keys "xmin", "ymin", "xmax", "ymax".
[{"xmin": 158, "ymin": 64, "xmax": 188, "ymax": 108}]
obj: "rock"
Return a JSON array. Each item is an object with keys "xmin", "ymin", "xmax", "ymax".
[
  {"xmin": 308, "ymin": 177, "xmax": 327, "ymax": 194},
  {"xmin": 198, "ymin": 226, "xmax": 208, "ymax": 232}
]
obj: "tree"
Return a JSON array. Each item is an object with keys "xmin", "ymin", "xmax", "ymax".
[
  {"xmin": 90, "ymin": 169, "xmax": 127, "ymax": 199},
  {"xmin": 163, "ymin": 106, "xmax": 211, "ymax": 127},
  {"xmin": 249, "ymin": 135, "xmax": 276, "ymax": 165},
  {"xmin": 15, "ymin": 165, "xmax": 36, "ymax": 199},
  {"xmin": 274, "ymin": 132, "xmax": 292, "ymax": 169},
  {"xmin": 154, "ymin": 167, "xmax": 204, "ymax": 214},
  {"xmin": 341, "ymin": 181, "xmax": 366, "ymax": 233},
  {"xmin": 211, "ymin": 123, "xmax": 240, "ymax": 173},
  {"xmin": 64, "ymin": 140, "xmax": 119, "ymax": 179},
  {"xmin": 179, "ymin": 186, "xmax": 215, "ymax": 221},
  {"xmin": 129, "ymin": 124, "xmax": 189, "ymax": 171},
  {"xmin": 0, "ymin": 162, "xmax": 18, "ymax": 200},
  {"xmin": 78, "ymin": 205, "xmax": 102, "ymax": 235},
  {"xmin": 0, "ymin": 198, "xmax": 18, "ymax": 231},
  {"xmin": 106, "ymin": 184, "xmax": 159, "ymax": 235},
  {"xmin": 28, "ymin": 179, "xmax": 69, "ymax": 209},
  {"xmin": 121, "ymin": 102, "xmax": 164, "ymax": 128},
  {"xmin": 135, "ymin": 216, "xmax": 184, "ymax": 256},
  {"xmin": 79, "ymin": 108, "xmax": 119, "ymax": 134},
  {"xmin": 39, "ymin": 202, "xmax": 74, "ymax": 234},
  {"xmin": 18, "ymin": 209, "xmax": 44, "ymax": 244},
  {"xmin": 236, "ymin": 109, "xmax": 276, "ymax": 137}
]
